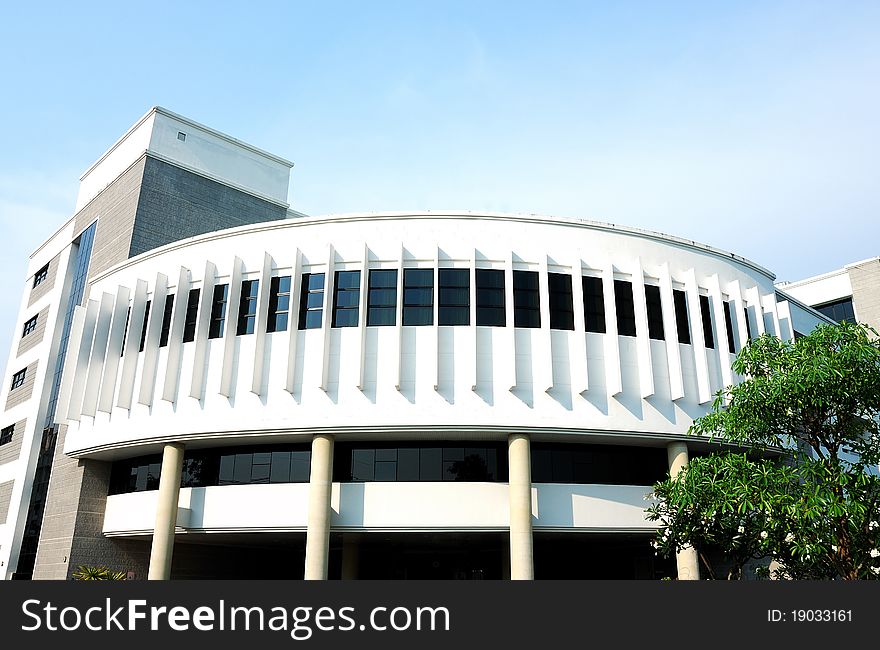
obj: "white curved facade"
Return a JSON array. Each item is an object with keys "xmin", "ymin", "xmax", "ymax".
[{"xmin": 0, "ymin": 108, "xmax": 832, "ymax": 580}]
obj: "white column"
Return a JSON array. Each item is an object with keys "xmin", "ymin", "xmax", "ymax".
[
  {"xmin": 508, "ymin": 433, "xmax": 534, "ymax": 580},
  {"xmin": 666, "ymin": 441, "xmax": 700, "ymax": 580},
  {"xmin": 305, "ymin": 434, "xmax": 335, "ymax": 580},
  {"xmin": 148, "ymin": 442, "xmax": 185, "ymax": 580}
]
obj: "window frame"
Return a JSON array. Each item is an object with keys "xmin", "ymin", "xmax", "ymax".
[
  {"xmin": 298, "ymin": 272, "xmax": 325, "ymax": 330},
  {"xmin": 402, "ymin": 268, "xmax": 434, "ymax": 326},
  {"xmin": 267, "ymin": 275, "xmax": 292, "ymax": 333},
  {"xmin": 513, "ymin": 270, "xmax": 541, "ymax": 329},
  {"xmin": 331, "ymin": 270, "xmax": 361, "ymax": 328},
  {"xmin": 11, "ymin": 368, "xmax": 26, "ymax": 390},
  {"xmin": 236, "ymin": 279, "xmax": 260, "ymax": 335},
  {"xmin": 367, "ymin": 269, "xmax": 398, "ymax": 327},
  {"xmin": 438, "ymin": 268, "xmax": 470, "ymax": 326},
  {"xmin": 22, "ymin": 314, "xmax": 39, "ymax": 338},
  {"xmin": 208, "ymin": 284, "xmax": 229, "ymax": 339}
]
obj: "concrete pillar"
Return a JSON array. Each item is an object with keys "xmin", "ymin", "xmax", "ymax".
[
  {"xmin": 305, "ymin": 434, "xmax": 334, "ymax": 580},
  {"xmin": 667, "ymin": 441, "xmax": 700, "ymax": 580},
  {"xmin": 508, "ymin": 433, "xmax": 534, "ymax": 580},
  {"xmin": 147, "ymin": 442, "xmax": 185, "ymax": 580},
  {"xmin": 341, "ymin": 535, "xmax": 359, "ymax": 580}
]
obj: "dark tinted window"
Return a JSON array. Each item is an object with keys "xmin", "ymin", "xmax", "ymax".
[
  {"xmin": 183, "ymin": 288, "xmax": 200, "ymax": 342},
  {"xmin": 22, "ymin": 315, "xmax": 38, "ymax": 337},
  {"xmin": 582, "ymin": 276, "xmax": 605, "ymax": 333},
  {"xmin": 403, "ymin": 269, "xmax": 433, "ymax": 326},
  {"xmin": 673, "ymin": 290, "xmax": 690, "ymax": 344},
  {"xmin": 744, "ymin": 307, "xmax": 753, "ymax": 341},
  {"xmin": 438, "ymin": 269, "xmax": 469, "ymax": 326},
  {"xmin": 208, "ymin": 284, "xmax": 229, "ymax": 339},
  {"xmin": 531, "ymin": 444, "xmax": 667, "ymax": 485},
  {"xmin": 475, "ymin": 269, "xmax": 505, "ymax": 326},
  {"xmin": 367, "ymin": 269, "xmax": 397, "ymax": 326},
  {"xmin": 298, "ymin": 273, "xmax": 325, "ymax": 329},
  {"xmin": 336, "ymin": 443, "xmax": 505, "ymax": 482},
  {"xmin": 815, "ymin": 297, "xmax": 856, "ymax": 324},
  {"xmin": 139, "ymin": 300, "xmax": 152, "ymax": 350},
  {"xmin": 32, "ymin": 263, "xmax": 49, "ymax": 288},
  {"xmin": 723, "ymin": 301, "xmax": 736, "ymax": 353},
  {"xmin": 614, "ymin": 280, "xmax": 636, "ymax": 337},
  {"xmin": 0, "ymin": 425, "xmax": 13, "ymax": 446},
  {"xmin": 548, "ymin": 273, "xmax": 574, "ymax": 330},
  {"xmin": 645, "ymin": 285, "xmax": 664, "ymax": 340},
  {"xmin": 332, "ymin": 270, "xmax": 361, "ymax": 328},
  {"xmin": 159, "ymin": 294, "xmax": 175, "ymax": 347},
  {"xmin": 236, "ymin": 280, "xmax": 259, "ymax": 335},
  {"xmin": 10, "ymin": 369, "xmax": 26, "ymax": 390},
  {"xmin": 513, "ymin": 270, "xmax": 540, "ymax": 328},
  {"xmin": 700, "ymin": 295, "xmax": 714, "ymax": 348}
]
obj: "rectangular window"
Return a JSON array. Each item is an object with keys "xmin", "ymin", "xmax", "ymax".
[
  {"xmin": 582, "ymin": 276, "xmax": 606, "ymax": 333},
  {"xmin": 267, "ymin": 276, "xmax": 291, "ymax": 333},
  {"xmin": 744, "ymin": 307, "xmax": 753, "ymax": 340},
  {"xmin": 673, "ymin": 290, "xmax": 690, "ymax": 344},
  {"xmin": 298, "ymin": 273, "xmax": 325, "ymax": 330},
  {"xmin": 332, "ymin": 270, "xmax": 361, "ymax": 328},
  {"xmin": 236, "ymin": 279, "xmax": 259, "ymax": 335},
  {"xmin": 10, "ymin": 368, "xmax": 26, "ymax": 390},
  {"xmin": 402, "ymin": 269, "xmax": 434, "ymax": 326},
  {"xmin": 438, "ymin": 269, "xmax": 470, "ymax": 326},
  {"xmin": 182, "ymin": 288, "xmax": 200, "ymax": 342},
  {"xmin": 159, "ymin": 294, "xmax": 175, "ymax": 347},
  {"xmin": 22, "ymin": 314, "xmax": 38, "ymax": 338},
  {"xmin": 548, "ymin": 273, "xmax": 574, "ymax": 330},
  {"xmin": 614, "ymin": 280, "xmax": 636, "ymax": 337},
  {"xmin": 699, "ymin": 294, "xmax": 715, "ymax": 349},
  {"xmin": 32, "ymin": 263, "xmax": 49, "ymax": 288},
  {"xmin": 513, "ymin": 270, "xmax": 540, "ymax": 328},
  {"xmin": 645, "ymin": 285, "xmax": 665, "ymax": 340},
  {"xmin": 208, "ymin": 284, "xmax": 229, "ymax": 339},
  {"xmin": 0, "ymin": 425, "xmax": 13, "ymax": 446},
  {"xmin": 367, "ymin": 269, "xmax": 397, "ymax": 326},
  {"xmin": 475, "ymin": 269, "xmax": 505, "ymax": 326},
  {"xmin": 139, "ymin": 300, "xmax": 152, "ymax": 351},
  {"xmin": 815, "ymin": 297, "xmax": 856, "ymax": 324},
  {"xmin": 723, "ymin": 301, "xmax": 736, "ymax": 353}
]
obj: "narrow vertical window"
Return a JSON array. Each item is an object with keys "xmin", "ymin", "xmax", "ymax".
[
  {"xmin": 614, "ymin": 280, "xmax": 636, "ymax": 337},
  {"xmin": 438, "ymin": 269, "xmax": 469, "ymax": 326},
  {"xmin": 159, "ymin": 294, "xmax": 175, "ymax": 347},
  {"xmin": 139, "ymin": 300, "xmax": 152, "ymax": 351},
  {"xmin": 644, "ymin": 285, "xmax": 665, "ymax": 340},
  {"xmin": 743, "ymin": 307, "xmax": 753, "ymax": 341},
  {"xmin": 183, "ymin": 288, "xmax": 200, "ymax": 342},
  {"xmin": 236, "ymin": 279, "xmax": 259, "ymax": 335},
  {"xmin": 367, "ymin": 269, "xmax": 397, "ymax": 326},
  {"xmin": 582, "ymin": 276, "xmax": 605, "ymax": 333},
  {"xmin": 723, "ymin": 301, "xmax": 736, "ymax": 353},
  {"xmin": 513, "ymin": 270, "xmax": 540, "ymax": 328},
  {"xmin": 402, "ymin": 269, "xmax": 433, "ymax": 326},
  {"xmin": 699, "ymin": 295, "xmax": 715, "ymax": 349},
  {"xmin": 208, "ymin": 284, "xmax": 229, "ymax": 339},
  {"xmin": 475, "ymin": 269, "xmax": 505, "ymax": 326},
  {"xmin": 332, "ymin": 270, "xmax": 361, "ymax": 327},
  {"xmin": 673, "ymin": 290, "xmax": 690, "ymax": 344},
  {"xmin": 267, "ymin": 276, "xmax": 291, "ymax": 333},
  {"xmin": 120, "ymin": 307, "xmax": 131, "ymax": 355},
  {"xmin": 548, "ymin": 273, "xmax": 574, "ymax": 330},
  {"xmin": 298, "ymin": 273, "xmax": 325, "ymax": 330}
]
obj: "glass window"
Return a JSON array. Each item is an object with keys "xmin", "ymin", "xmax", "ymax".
[
  {"xmin": 22, "ymin": 314, "xmax": 38, "ymax": 338},
  {"xmin": 0, "ymin": 425, "xmax": 13, "ymax": 446},
  {"xmin": 582, "ymin": 276, "xmax": 605, "ymax": 333},
  {"xmin": 236, "ymin": 279, "xmax": 259, "ymax": 335},
  {"xmin": 699, "ymin": 295, "xmax": 715, "ymax": 349},
  {"xmin": 367, "ymin": 269, "xmax": 397, "ymax": 326},
  {"xmin": 419, "ymin": 447, "xmax": 443, "ymax": 480},
  {"xmin": 32, "ymin": 263, "xmax": 49, "ymax": 288},
  {"xmin": 548, "ymin": 273, "xmax": 574, "ymax": 330},
  {"xmin": 673, "ymin": 290, "xmax": 690, "ymax": 344},
  {"xmin": 267, "ymin": 276, "xmax": 291, "ymax": 333},
  {"xmin": 337, "ymin": 444, "xmax": 504, "ymax": 482},
  {"xmin": 182, "ymin": 288, "xmax": 200, "ymax": 343},
  {"xmin": 332, "ymin": 270, "xmax": 361, "ymax": 328},
  {"xmin": 439, "ymin": 269, "xmax": 470, "ymax": 326},
  {"xmin": 815, "ymin": 298, "xmax": 856, "ymax": 324},
  {"xmin": 645, "ymin": 285, "xmax": 664, "ymax": 340},
  {"xmin": 614, "ymin": 280, "xmax": 636, "ymax": 337},
  {"xmin": 298, "ymin": 273, "xmax": 325, "ymax": 329},
  {"xmin": 352, "ymin": 449, "xmax": 375, "ymax": 481},
  {"xmin": 403, "ymin": 269, "xmax": 433, "ymax": 326},
  {"xmin": 743, "ymin": 307, "xmax": 753, "ymax": 340},
  {"xmin": 208, "ymin": 284, "xmax": 229, "ymax": 339},
  {"xmin": 723, "ymin": 301, "xmax": 736, "ymax": 353},
  {"xmin": 513, "ymin": 270, "xmax": 540, "ymax": 328},
  {"xmin": 159, "ymin": 294, "xmax": 175, "ymax": 347},
  {"xmin": 475, "ymin": 269, "xmax": 505, "ymax": 327},
  {"xmin": 397, "ymin": 448, "xmax": 420, "ymax": 481},
  {"xmin": 530, "ymin": 444, "xmax": 666, "ymax": 485},
  {"xmin": 139, "ymin": 300, "xmax": 151, "ymax": 351}
]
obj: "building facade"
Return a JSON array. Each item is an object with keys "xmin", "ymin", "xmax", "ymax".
[{"xmin": 0, "ymin": 108, "xmax": 831, "ymax": 580}]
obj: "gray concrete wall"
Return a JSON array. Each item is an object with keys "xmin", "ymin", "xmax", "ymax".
[
  {"xmin": 17, "ymin": 306, "xmax": 49, "ymax": 358},
  {"xmin": 849, "ymin": 259, "xmax": 880, "ymax": 334},
  {"xmin": 5, "ymin": 361, "xmax": 38, "ymax": 411},
  {"xmin": 27, "ymin": 253, "xmax": 60, "ymax": 308},
  {"xmin": 0, "ymin": 418, "xmax": 26, "ymax": 466}
]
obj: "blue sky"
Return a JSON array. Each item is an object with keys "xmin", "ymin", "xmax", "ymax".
[{"xmin": 1, "ymin": 1, "xmax": 878, "ymax": 374}]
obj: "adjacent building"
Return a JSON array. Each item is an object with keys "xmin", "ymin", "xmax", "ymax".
[{"xmin": 0, "ymin": 108, "xmax": 832, "ymax": 580}]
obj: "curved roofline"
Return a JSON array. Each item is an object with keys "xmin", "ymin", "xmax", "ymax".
[{"xmin": 89, "ymin": 210, "xmax": 776, "ymax": 284}]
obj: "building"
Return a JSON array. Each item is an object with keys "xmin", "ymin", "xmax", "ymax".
[
  {"xmin": 777, "ymin": 258, "xmax": 880, "ymax": 333},
  {"xmin": 0, "ymin": 108, "xmax": 832, "ymax": 580}
]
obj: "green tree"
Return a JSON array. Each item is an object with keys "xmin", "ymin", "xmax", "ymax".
[
  {"xmin": 648, "ymin": 322, "xmax": 880, "ymax": 579},
  {"xmin": 71, "ymin": 565, "xmax": 127, "ymax": 580}
]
